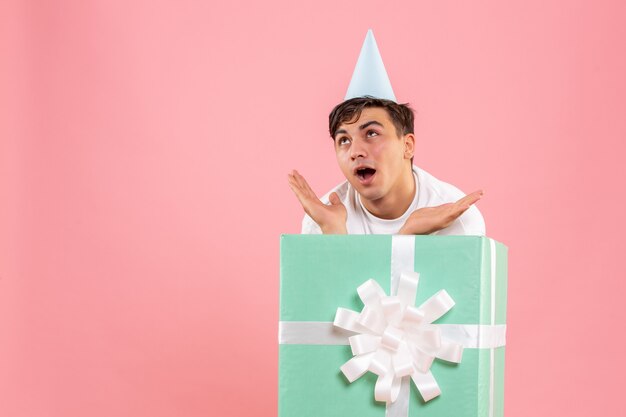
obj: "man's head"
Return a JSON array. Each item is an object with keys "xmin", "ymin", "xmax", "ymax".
[
  {"xmin": 328, "ymin": 97, "xmax": 416, "ymax": 210},
  {"xmin": 329, "ymin": 96, "xmax": 415, "ymax": 140}
]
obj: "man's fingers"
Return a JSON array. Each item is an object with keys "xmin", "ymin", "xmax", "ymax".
[
  {"xmin": 289, "ymin": 170, "xmax": 305, "ymax": 192},
  {"xmin": 455, "ymin": 190, "xmax": 483, "ymax": 210},
  {"xmin": 287, "ymin": 176, "xmax": 307, "ymax": 203},
  {"xmin": 329, "ymin": 192, "xmax": 344, "ymax": 206},
  {"xmin": 442, "ymin": 190, "xmax": 483, "ymax": 221},
  {"xmin": 289, "ymin": 170, "xmax": 314, "ymax": 198},
  {"xmin": 288, "ymin": 170, "xmax": 324, "ymax": 209},
  {"xmin": 293, "ymin": 170, "xmax": 316, "ymax": 196},
  {"xmin": 288, "ymin": 171, "xmax": 313, "ymax": 202},
  {"xmin": 289, "ymin": 170, "xmax": 304, "ymax": 190},
  {"xmin": 287, "ymin": 172, "xmax": 303, "ymax": 194}
]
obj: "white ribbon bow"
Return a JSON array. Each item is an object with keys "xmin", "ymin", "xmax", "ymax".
[{"xmin": 333, "ymin": 271, "xmax": 463, "ymax": 404}]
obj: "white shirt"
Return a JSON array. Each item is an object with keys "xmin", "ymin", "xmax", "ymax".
[{"xmin": 301, "ymin": 166, "xmax": 485, "ymax": 235}]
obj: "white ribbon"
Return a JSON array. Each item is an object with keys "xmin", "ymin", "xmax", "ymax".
[
  {"xmin": 333, "ymin": 272, "xmax": 462, "ymax": 403},
  {"xmin": 278, "ymin": 322, "xmax": 506, "ymax": 349}
]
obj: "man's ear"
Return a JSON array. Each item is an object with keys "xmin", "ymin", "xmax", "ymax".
[{"xmin": 403, "ymin": 133, "xmax": 415, "ymax": 159}]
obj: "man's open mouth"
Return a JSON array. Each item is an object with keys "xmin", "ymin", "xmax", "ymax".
[{"xmin": 355, "ymin": 167, "xmax": 376, "ymax": 182}]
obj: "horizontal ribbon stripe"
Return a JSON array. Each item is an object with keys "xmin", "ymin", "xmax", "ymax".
[
  {"xmin": 279, "ymin": 321, "xmax": 355, "ymax": 345},
  {"xmin": 279, "ymin": 321, "xmax": 506, "ymax": 349}
]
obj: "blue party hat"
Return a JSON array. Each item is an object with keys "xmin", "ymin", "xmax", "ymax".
[{"xmin": 344, "ymin": 29, "xmax": 396, "ymax": 102}]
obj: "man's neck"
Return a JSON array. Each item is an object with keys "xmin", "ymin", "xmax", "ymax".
[{"xmin": 360, "ymin": 166, "xmax": 416, "ymax": 220}]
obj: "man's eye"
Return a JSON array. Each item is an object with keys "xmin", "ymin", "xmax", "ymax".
[
  {"xmin": 337, "ymin": 137, "xmax": 350, "ymax": 145},
  {"xmin": 366, "ymin": 130, "xmax": 379, "ymax": 138}
]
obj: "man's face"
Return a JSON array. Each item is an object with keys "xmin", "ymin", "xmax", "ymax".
[{"xmin": 333, "ymin": 107, "xmax": 414, "ymax": 203}]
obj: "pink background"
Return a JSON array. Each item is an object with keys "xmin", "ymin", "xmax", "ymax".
[{"xmin": 2, "ymin": 1, "xmax": 625, "ymax": 416}]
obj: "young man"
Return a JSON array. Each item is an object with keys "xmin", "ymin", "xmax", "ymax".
[{"xmin": 288, "ymin": 96, "xmax": 485, "ymax": 235}]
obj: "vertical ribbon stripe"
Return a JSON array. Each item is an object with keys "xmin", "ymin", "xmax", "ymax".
[
  {"xmin": 387, "ymin": 236, "xmax": 415, "ymax": 417},
  {"xmin": 489, "ymin": 238, "xmax": 496, "ymax": 417}
]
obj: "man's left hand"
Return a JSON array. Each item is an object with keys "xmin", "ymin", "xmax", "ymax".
[{"xmin": 398, "ymin": 190, "xmax": 483, "ymax": 235}]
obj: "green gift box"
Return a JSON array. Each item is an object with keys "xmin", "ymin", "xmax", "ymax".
[{"xmin": 279, "ymin": 235, "xmax": 508, "ymax": 417}]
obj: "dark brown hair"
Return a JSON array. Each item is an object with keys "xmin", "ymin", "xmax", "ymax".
[{"xmin": 328, "ymin": 96, "xmax": 415, "ymax": 139}]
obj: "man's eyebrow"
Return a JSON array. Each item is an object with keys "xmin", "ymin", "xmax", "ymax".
[
  {"xmin": 359, "ymin": 120, "xmax": 383, "ymax": 130},
  {"xmin": 334, "ymin": 121, "xmax": 384, "ymax": 139}
]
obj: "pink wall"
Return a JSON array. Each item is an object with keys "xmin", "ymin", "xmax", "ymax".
[{"xmin": 2, "ymin": 0, "xmax": 625, "ymax": 416}]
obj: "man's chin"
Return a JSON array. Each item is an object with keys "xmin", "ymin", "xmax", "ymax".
[{"xmin": 352, "ymin": 184, "xmax": 383, "ymax": 202}]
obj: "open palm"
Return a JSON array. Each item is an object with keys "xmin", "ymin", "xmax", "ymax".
[
  {"xmin": 399, "ymin": 190, "xmax": 483, "ymax": 235},
  {"xmin": 287, "ymin": 170, "xmax": 347, "ymax": 234}
]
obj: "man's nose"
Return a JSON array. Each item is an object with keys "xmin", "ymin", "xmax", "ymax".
[{"xmin": 350, "ymin": 138, "xmax": 367, "ymax": 160}]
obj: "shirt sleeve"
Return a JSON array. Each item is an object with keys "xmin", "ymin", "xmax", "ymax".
[
  {"xmin": 456, "ymin": 205, "xmax": 486, "ymax": 236},
  {"xmin": 301, "ymin": 214, "xmax": 322, "ymax": 234}
]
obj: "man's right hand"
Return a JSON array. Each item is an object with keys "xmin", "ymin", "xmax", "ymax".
[{"xmin": 287, "ymin": 170, "xmax": 347, "ymax": 234}]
